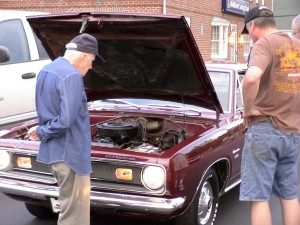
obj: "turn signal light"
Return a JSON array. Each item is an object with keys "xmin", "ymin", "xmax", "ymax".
[
  {"xmin": 115, "ymin": 168, "xmax": 133, "ymax": 180},
  {"xmin": 17, "ymin": 157, "xmax": 32, "ymax": 169}
]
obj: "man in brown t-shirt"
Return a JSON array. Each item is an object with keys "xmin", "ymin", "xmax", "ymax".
[{"xmin": 239, "ymin": 6, "xmax": 300, "ymax": 225}]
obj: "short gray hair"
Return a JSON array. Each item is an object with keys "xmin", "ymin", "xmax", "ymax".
[
  {"xmin": 64, "ymin": 49, "xmax": 83, "ymax": 58},
  {"xmin": 292, "ymin": 14, "xmax": 300, "ymax": 31},
  {"xmin": 253, "ymin": 16, "xmax": 276, "ymax": 30}
]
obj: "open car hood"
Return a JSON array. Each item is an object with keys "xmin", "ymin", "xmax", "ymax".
[{"xmin": 27, "ymin": 12, "xmax": 222, "ymax": 112}]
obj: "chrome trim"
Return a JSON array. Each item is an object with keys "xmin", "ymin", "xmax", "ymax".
[
  {"xmin": 232, "ymin": 148, "xmax": 241, "ymax": 154},
  {"xmin": 0, "ymin": 171, "xmax": 56, "ymax": 184},
  {"xmin": 0, "ymin": 178, "xmax": 185, "ymax": 214},
  {"xmin": 0, "ymin": 148, "xmax": 37, "ymax": 155},
  {"xmin": 224, "ymin": 179, "xmax": 241, "ymax": 193},
  {"xmin": 12, "ymin": 168, "xmax": 52, "ymax": 176}
]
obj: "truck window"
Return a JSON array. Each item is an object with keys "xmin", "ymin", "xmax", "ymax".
[
  {"xmin": 0, "ymin": 19, "xmax": 30, "ymax": 63},
  {"xmin": 33, "ymin": 31, "xmax": 49, "ymax": 60}
]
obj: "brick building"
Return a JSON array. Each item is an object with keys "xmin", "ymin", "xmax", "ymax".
[{"xmin": 1, "ymin": 0, "xmax": 272, "ymax": 63}]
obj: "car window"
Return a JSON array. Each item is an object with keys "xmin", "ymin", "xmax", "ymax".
[
  {"xmin": 236, "ymin": 75, "xmax": 243, "ymax": 110},
  {"xmin": 208, "ymin": 71, "xmax": 230, "ymax": 111},
  {"xmin": 0, "ymin": 19, "xmax": 30, "ymax": 64}
]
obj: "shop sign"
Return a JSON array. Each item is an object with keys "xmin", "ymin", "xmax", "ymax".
[{"xmin": 222, "ymin": 0, "xmax": 250, "ymax": 16}]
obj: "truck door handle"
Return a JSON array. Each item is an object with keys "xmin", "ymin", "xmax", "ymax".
[{"xmin": 22, "ymin": 72, "xmax": 36, "ymax": 79}]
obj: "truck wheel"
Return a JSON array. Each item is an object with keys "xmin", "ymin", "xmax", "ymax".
[
  {"xmin": 25, "ymin": 203, "xmax": 57, "ymax": 219},
  {"xmin": 175, "ymin": 168, "xmax": 219, "ymax": 225}
]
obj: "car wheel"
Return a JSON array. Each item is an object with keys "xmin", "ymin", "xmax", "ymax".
[
  {"xmin": 175, "ymin": 168, "xmax": 219, "ymax": 225},
  {"xmin": 25, "ymin": 203, "xmax": 57, "ymax": 219}
]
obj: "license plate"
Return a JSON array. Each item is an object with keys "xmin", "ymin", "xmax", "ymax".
[{"xmin": 50, "ymin": 198, "xmax": 61, "ymax": 213}]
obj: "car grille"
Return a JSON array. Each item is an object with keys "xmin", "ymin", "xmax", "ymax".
[{"xmin": 3, "ymin": 152, "xmax": 164, "ymax": 195}]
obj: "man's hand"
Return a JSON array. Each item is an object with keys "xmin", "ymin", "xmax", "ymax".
[
  {"xmin": 243, "ymin": 108, "xmax": 263, "ymax": 130},
  {"xmin": 243, "ymin": 117, "xmax": 250, "ymax": 129},
  {"xmin": 27, "ymin": 126, "xmax": 40, "ymax": 141}
]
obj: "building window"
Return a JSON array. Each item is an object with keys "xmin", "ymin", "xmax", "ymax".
[
  {"xmin": 211, "ymin": 17, "xmax": 229, "ymax": 59},
  {"xmin": 242, "ymin": 35, "xmax": 252, "ymax": 62}
]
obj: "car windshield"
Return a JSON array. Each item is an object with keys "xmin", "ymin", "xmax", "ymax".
[
  {"xmin": 89, "ymin": 69, "xmax": 239, "ymax": 115},
  {"xmin": 207, "ymin": 71, "xmax": 230, "ymax": 112}
]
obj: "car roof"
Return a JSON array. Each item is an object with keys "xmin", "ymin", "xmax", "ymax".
[{"xmin": 205, "ymin": 62, "xmax": 247, "ymax": 70}]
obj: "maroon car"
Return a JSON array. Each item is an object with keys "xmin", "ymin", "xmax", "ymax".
[{"xmin": 0, "ymin": 12, "xmax": 246, "ymax": 225}]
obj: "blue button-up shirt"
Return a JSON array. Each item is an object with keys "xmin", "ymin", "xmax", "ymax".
[{"xmin": 35, "ymin": 57, "xmax": 92, "ymax": 175}]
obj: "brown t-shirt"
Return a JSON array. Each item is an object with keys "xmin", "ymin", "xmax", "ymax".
[{"xmin": 248, "ymin": 32, "xmax": 300, "ymax": 133}]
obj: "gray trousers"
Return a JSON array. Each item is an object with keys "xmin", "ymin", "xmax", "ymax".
[{"xmin": 51, "ymin": 162, "xmax": 91, "ymax": 225}]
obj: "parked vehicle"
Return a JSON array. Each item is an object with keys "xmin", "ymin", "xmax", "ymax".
[
  {"xmin": 0, "ymin": 12, "xmax": 246, "ymax": 225},
  {"xmin": 0, "ymin": 11, "xmax": 51, "ymax": 126}
]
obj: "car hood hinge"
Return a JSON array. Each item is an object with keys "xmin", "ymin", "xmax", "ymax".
[{"xmin": 79, "ymin": 15, "xmax": 89, "ymax": 33}]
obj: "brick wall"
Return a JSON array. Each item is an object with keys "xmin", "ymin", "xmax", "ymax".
[
  {"xmin": 0, "ymin": 0, "xmax": 273, "ymax": 62},
  {"xmin": 166, "ymin": 0, "xmax": 273, "ymax": 63},
  {"xmin": 0, "ymin": 0, "xmax": 163, "ymax": 13}
]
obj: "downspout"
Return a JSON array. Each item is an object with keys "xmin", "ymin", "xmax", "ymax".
[{"xmin": 163, "ymin": 0, "xmax": 166, "ymax": 14}]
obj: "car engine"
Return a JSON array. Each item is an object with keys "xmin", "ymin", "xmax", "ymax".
[{"xmin": 92, "ymin": 116, "xmax": 186, "ymax": 153}]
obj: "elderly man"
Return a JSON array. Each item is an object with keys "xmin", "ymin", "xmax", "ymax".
[
  {"xmin": 240, "ymin": 6, "xmax": 300, "ymax": 225},
  {"xmin": 291, "ymin": 14, "xmax": 300, "ymax": 40},
  {"xmin": 28, "ymin": 33, "xmax": 104, "ymax": 225}
]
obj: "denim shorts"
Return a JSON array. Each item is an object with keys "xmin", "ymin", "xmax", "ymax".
[{"xmin": 240, "ymin": 121, "xmax": 300, "ymax": 201}]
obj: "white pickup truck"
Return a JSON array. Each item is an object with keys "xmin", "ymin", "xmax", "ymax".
[{"xmin": 0, "ymin": 11, "xmax": 51, "ymax": 125}]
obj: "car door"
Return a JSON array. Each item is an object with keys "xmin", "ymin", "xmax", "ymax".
[
  {"xmin": 207, "ymin": 67, "xmax": 244, "ymax": 184},
  {"xmin": 0, "ymin": 17, "xmax": 50, "ymax": 125}
]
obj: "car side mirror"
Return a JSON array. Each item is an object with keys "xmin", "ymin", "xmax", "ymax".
[
  {"xmin": 237, "ymin": 69, "xmax": 247, "ymax": 76},
  {"xmin": 0, "ymin": 46, "xmax": 10, "ymax": 63}
]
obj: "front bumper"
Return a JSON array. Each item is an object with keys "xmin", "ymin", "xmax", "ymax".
[{"xmin": 0, "ymin": 178, "xmax": 185, "ymax": 215}]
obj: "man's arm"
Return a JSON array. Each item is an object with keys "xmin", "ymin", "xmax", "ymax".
[
  {"xmin": 242, "ymin": 65, "xmax": 263, "ymax": 127},
  {"xmin": 29, "ymin": 74, "xmax": 83, "ymax": 141}
]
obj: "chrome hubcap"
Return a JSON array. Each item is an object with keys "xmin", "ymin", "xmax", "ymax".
[{"xmin": 198, "ymin": 181, "xmax": 213, "ymax": 224}]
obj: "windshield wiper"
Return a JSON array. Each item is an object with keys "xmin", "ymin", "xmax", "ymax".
[
  {"xmin": 145, "ymin": 104, "xmax": 203, "ymax": 115},
  {"xmin": 89, "ymin": 99, "xmax": 141, "ymax": 110},
  {"xmin": 110, "ymin": 99, "xmax": 141, "ymax": 109}
]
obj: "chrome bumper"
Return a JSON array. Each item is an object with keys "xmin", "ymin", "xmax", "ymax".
[{"xmin": 0, "ymin": 178, "xmax": 185, "ymax": 214}]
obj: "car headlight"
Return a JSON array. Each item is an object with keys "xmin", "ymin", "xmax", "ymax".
[
  {"xmin": 0, "ymin": 150, "xmax": 12, "ymax": 171},
  {"xmin": 142, "ymin": 166, "xmax": 165, "ymax": 190}
]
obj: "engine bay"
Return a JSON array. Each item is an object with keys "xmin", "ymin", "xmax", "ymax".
[{"xmin": 91, "ymin": 116, "xmax": 187, "ymax": 154}]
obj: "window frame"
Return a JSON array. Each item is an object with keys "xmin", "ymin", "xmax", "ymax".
[
  {"xmin": 242, "ymin": 34, "xmax": 252, "ymax": 62},
  {"xmin": 0, "ymin": 19, "xmax": 31, "ymax": 64},
  {"xmin": 211, "ymin": 17, "xmax": 230, "ymax": 59}
]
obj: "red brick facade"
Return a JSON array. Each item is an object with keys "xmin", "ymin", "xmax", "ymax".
[{"xmin": 1, "ymin": 0, "xmax": 272, "ymax": 63}]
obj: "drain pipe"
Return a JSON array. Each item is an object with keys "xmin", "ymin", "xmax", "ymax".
[{"xmin": 163, "ymin": 0, "xmax": 166, "ymax": 14}]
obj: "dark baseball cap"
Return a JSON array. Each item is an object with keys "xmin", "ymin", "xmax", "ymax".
[
  {"xmin": 241, "ymin": 6, "xmax": 274, "ymax": 34},
  {"xmin": 66, "ymin": 33, "xmax": 105, "ymax": 62}
]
